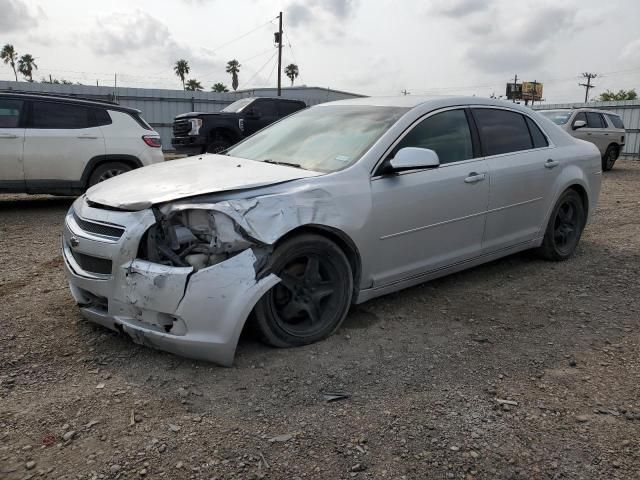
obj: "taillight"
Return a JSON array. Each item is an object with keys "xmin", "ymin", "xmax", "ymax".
[{"xmin": 142, "ymin": 135, "xmax": 162, "ymax": 148}]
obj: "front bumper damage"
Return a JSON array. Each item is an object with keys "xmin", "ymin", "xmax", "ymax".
[{"xmin": 62, "ymin": 198, "xmax": 279, "ymax": 366}]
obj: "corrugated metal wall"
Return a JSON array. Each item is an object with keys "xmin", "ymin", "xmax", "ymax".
[
  {"xmin": 534, "ymin": 100, "xmax": 640, "ymax": 158},
  {"xmin": 0, "ymin": 81, "xmax": 363, "ymax": 149}
]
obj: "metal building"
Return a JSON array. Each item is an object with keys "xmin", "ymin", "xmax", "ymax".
[
  {"xmin": 534, "ymin": 100, "xmax": 640, "ymax": 158},
  {"xmin": 0, "ymin": 81, "xmax": 363, "ymax": 149}
]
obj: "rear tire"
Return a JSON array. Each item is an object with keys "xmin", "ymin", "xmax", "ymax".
[
  {"xmin": 254, "ymin": 234, "xmax": 353, "ymax": 348},
  {"xmin": 537, "ymin": 189, "xmax": 586, "ymax": 261},
  {"xmin": 88, "ymin": 162, "xmax": 132, "ymax": 187},
  {"xmin": 602, "ymin": 145, "xmax": 619, "ymax": 171}
]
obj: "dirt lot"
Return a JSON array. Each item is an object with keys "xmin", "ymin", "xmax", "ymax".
[{"xmin": 1, "ymin": 161, "xmax": 639, "ymax": 480}]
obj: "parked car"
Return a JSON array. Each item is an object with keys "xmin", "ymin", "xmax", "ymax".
[
  {"xmin": 0, "ymin": 92, "xmax": 163, "ymax": 196},
  {"xmin": 63, "ymin": 96, "xmax": 601, "ymax": 366},
  {"xmin": 171, "ymin": 97, "xmax": 306, "ymax": 155},
  {"xmin": 538, "ymin": 108, "xmax": 625, "ymax": 171}
]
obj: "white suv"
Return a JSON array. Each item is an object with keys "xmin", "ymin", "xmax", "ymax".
[{"xmin": 0, "ymin": 92, "xmax": 164, "ymax": 195}]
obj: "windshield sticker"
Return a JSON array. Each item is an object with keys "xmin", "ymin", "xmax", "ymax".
[{"xmin": 335, "ymin": 155, "xmax": 351, "ymax": 163}]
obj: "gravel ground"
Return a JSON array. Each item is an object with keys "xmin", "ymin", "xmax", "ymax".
[{"xmin": 1, "ymin": 160, "xmax": 639, "ymax": 480}]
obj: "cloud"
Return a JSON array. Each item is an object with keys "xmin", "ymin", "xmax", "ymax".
[
  {"xmin": 286, "ymin": 0, "xmax": 358, "ymax": 28},
  {"xmin": 620, "ymin": 38, "xmax": 640, "ymax": 62},
  {"xmin": 432, "ymin": 2, "xmax": 589, "ymax": 74},
  {"xmin": 0, "ymin": 0, "xmax": 41, "ymax": 33},
  {"xmin": 431, "ymin": 0, "xmax": 491, "ymax": 18}
]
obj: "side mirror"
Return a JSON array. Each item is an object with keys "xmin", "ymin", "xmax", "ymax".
[
  {"xmin": 572, "ymin": 120, "xmax": 587, "ymax": 130},
  {"xmin": 389, "ymin": 147, "xmax": 440, "ymax": 172}
]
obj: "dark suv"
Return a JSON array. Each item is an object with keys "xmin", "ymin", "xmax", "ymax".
[{"xmin": 171, "ymin": 97, "xmax": 306, "ymax": 155}]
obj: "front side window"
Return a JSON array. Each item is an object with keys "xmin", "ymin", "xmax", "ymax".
[
  {"xmin": 473, "ymin": 108, "xmax": 533, "ymax": 156},
  {"xmin": 586, "ymin": 112, "xmax": 605, "ymax": 128},
  {"xmin": 392, "ymin": 109, "xmax": 473, "ymax": 164},
  {"xmin": 31, "ymin": 101, "xmax": 92, "ymax": 129},
  {"xmin": 227, "ymin": 105, "xmax": 408, "ymax": 173},
  {"xmin": 606, "ymin": 114, "xmax": 624, "ymax": 129},
  {"xmin": 573, "ymin": 112, "xmax": 587, "ymax": 127},
  {"xmin": 0, "ymin": 99, "xmax": 23, "ymax": 128},
  {"xmin": 255, "ymin": 99, "xmax": 277, "ymax": 117}
]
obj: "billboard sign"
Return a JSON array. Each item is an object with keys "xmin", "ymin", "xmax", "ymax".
[{"xmin": 522, "ymin": 82, "xmax": 543, "ymax": 101}]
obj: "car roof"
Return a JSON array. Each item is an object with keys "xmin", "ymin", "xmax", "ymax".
[
  {"xmin": 0, "ymin": 91, "xmax": 140, "ymax": 114},
  {"xmin": 318, "ymin": 95, "xmax": 540, "ymax": 114}
]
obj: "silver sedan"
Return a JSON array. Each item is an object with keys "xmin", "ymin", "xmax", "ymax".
[{"xmin": 62, "ymin": 96, "xmax": 602, "ymax": 365}]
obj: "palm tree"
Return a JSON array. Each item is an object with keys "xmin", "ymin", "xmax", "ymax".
[
  {"xmin": 18, "ymin": 54, "xmax": 37, "ymax": 82},
  {"xmin": 174, "ymin": 59, "xmax": 190, "ymax": 90},
  {"xmin": 226, "ymin": 59, "xmax": 241, "ymax": 91},
  {"xmin": 284, "ymin": 64, "xmax": 299, "ymax": 86},
  {"xmin": 211, "ymin": 82, "xmax": 229, "ymax": 92},
  {"xmin": 185, "ymin": 79, "xmax": 203, "ymax": 91},
  {"xmin": 1, "ymin": 44, "xmax": 18, "ymax": 81}
]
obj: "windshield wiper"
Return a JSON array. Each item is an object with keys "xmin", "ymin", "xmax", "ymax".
[{"xmin": 262, "ymin": 159, "xmax": 304, "ymax": 169}]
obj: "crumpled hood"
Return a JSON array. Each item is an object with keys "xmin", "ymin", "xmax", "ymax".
[{"xmin": 85, "ymin": 154, "xmax": 322, "ymax": 210}]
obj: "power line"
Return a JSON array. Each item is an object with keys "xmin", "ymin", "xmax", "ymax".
[
  {"xmin": 283, "ymin": 30, "xmax": 303, "ymax": 84},
  {"xmin": 238, "ymin": 50, "xmax": 278, "ymax": 90}
]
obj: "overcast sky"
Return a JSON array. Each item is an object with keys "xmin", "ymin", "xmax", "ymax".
[{"xmin": 1, "ymin": 0, "xmax": 639, "ymax": 102}]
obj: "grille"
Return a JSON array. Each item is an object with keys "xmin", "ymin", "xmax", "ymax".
[
  {"xmin": 73, "ymin": 212, "xmax": 124, "ymax": 239},
  {"xmin": 70, "ymin": 250, "xmax": 113, "ymax": 275},
  {"xmin": 172, "ymin": 119, "xmax": 191, "ymax": 136}
]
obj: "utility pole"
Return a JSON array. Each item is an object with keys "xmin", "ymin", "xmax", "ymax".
[
  {"xmin": 512, "ymin": 74, "xmax": 518, "ymax": 103},
  {"xmin": 579, "ymin": 72, "xmax": 597, "ymax": 103},
  {"xmin": 276, "ymin": 12, "xmax": 283, "ymax": 96}
]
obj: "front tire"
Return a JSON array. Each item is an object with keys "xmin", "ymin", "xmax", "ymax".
[
  {"xmin": 88, "ymin": 162, "xmax": 132, "ymax": 187},
  {"xmin": 205, "ymin": 138, "xmax": 231, "ymax": 154},
  {"xmin": 602, "ymin": 145, "xmax": 619, "ymax": 171},
  {"xmin": 254, "ymin": 234, "xmax": 353, "ymax": 348},
  {"xmin": 537, "ymin": 189, "xmax": 586, "ymax": 261}
]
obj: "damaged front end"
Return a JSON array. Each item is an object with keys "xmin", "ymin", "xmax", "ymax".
[
  {"xmin": 63, "ymin": 198, "xmax": 280, "ymax": 366},
  {"xmin": 139, "ymin": 206, "xmax": 269, "ymax": 272}
]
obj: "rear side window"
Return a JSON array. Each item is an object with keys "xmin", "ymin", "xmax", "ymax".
[
  {"xmin": 94, "ymin": 108, "xmax": 112, "ymax": 126},
  {"xmin": 585, "ymin": 112, "xmax": 605, "ymax": 128},
  {"xmin": 606, "ymin": 114, "xmax": 624, "ymax": 129},
  {"xmin": 393, "ymin": 109, "xmax": 473, "ymax": 164},
  {"xmin": 31, "ymin": 101, "xmax": 92, "ymax": 129},
  {"xmin": 525, "ymin": 117, "xmax": 549, "ymax": 148},
  {"xmin": 473, "ymin": 108, "xmax": 533, "ymax": 156},
  {"xmin": 0, "ymin": 99, "xmax": 23, "ymax": 128},
  {"xmin": 129, "ymin": 112, "xmax": 152, "ymax": 130}
]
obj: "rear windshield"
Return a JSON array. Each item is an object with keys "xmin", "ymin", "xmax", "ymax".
[
  {"xmin": 606, "ymin": 114, "xmax": 625, "ymax": 129},
  {"xmin": 538, "ymin": 110, "xmax": 572, "ymax": 125}
]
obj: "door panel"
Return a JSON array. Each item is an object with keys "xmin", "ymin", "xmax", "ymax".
[
  {"xmin": 0, "ymin": 98, "xmax": 26, "ymax": 189},
  {"xmin": 370, "ymin": 159, "xmax": 490, "ymax": 286},
  {"xmin": 483, "ymin": 149, "xmax": 558, "ymax": 251},
  {"xmin": 572, "ymin": 112, "xmax": 606, "ymax": 154},
  {"xmin": 23, "ymin": 101, "xmax": 106, "ymax": 185}
]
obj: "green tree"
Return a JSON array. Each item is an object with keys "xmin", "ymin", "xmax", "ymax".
[
  {"xmin": 598, "ymin": 89, "xmax": 637, "ymax": 101},
  {"xmin": 211, "ymin": 82, "xmax": 229, "ymax": 92},
  {"xmin": 173, "ymin": 59, "xmax": 190, "ymax": 90},
  {"xmin": 1, "ymin": 44, "xmax": 18, "ymax": 81},
  {"xmin": 185, "ymin": 79, "xmax": 203, "ymax": 91},
  {"xmin": 18, "ymin": 54, "xmax": 37, "ymax": 82},
  {"xmin": 284, "ymin": 63, "xmax": 299, "ymax": 86},
  {"xmin": 226, "ymin": 59, "xmax": 241, "ymax": 91}
]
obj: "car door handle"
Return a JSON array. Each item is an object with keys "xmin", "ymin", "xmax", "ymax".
[
  {"xmin": 77, "ymin": 135, "xmax": 98, "ymax": 139},
  {"xmin": 545, "ymin": 159, "xmax": 560, "ymax": 169},
  {"xmin": 0, "ymin": 133, "xmax": 19, "ymax": 139},
  {"xmin": 464, "ymin": 172, "xmax": 486, "ymax": 183}
]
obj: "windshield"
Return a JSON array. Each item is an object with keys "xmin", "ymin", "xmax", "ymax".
[
  {"xmin": 538, "ymin": 110, "xmax": 572, "ymax": 125},
  {"xmin": 226, "ymin": 105, "xmax": 409, "ymax": 172},
  {"xmin": 221, "ymin": 98, "xmax": 254, "ymax": 113}
]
